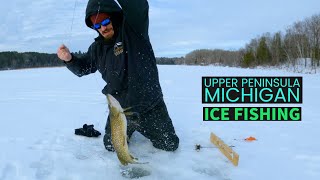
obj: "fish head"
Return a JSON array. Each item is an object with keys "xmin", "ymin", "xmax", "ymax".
[{"xmin": 107, "ymin": 94, "xmax": 123, "ymax": 113}]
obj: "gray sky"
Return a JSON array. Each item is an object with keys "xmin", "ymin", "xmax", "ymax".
[{"xmin": 0, "ymin": 0, "xmax": 319, "ymax": 57}]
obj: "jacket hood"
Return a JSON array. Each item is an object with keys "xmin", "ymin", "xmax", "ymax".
[{"xmin": 85, "ymin": 0, "xmax": 123, "ymax": 29}]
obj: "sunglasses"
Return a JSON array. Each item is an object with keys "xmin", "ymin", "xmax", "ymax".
[{"xmin": 92, "ymin": 18, "xmax": 111, "ymax": 30}]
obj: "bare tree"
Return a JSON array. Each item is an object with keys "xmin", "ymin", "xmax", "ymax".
[{"xmin": 306, "ymin": 14, "xmax": 320, "ymax": 68}]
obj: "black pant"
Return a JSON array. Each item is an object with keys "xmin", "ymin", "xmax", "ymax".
[{"xmin": 103, "ymin": 99, "xmax": 179, "ymax": 152}]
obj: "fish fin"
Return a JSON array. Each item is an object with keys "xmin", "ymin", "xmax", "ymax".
[
  {"xmin": 136, "ymin": 161, "xmax": 149, "ymax": 164},
  {"xmin": 124, "ymin": 111, "xmax": 140, "ymax": 118},
  {"xmin": 130, "ymin": 155, "xmax": 146, "ymax": 164},
  {"xmin": 130, "ymin": 154, "xmax": 138, "ymax": 160},
  {"xmin": 132, "ymin": 160, "xmax": 149, "ymax": 164},
  {"xmin": 123, "ymin": 107, "xmax": 140, "ymax": 117},
  {"xmin": 123, "ymin": 107, "xmax": 133, "ymax": 112}
]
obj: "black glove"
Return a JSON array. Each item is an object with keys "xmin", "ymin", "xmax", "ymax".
[{"xmin": 75, "ymin": 124, "xmax": 101, "ymax": 137}]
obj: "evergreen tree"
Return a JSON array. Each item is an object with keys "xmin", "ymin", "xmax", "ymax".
[
  {"xmin": 256, "ymin": 37, "xmax": 272, "ymax": 64},
  {"xmin": 243, "ymin": 50, "xmax": 255, "ymax": 67}
]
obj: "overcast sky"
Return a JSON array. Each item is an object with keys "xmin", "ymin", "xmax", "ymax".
[{"xmin": 0, "ymin": 0, "xmax": 319, "ymax": 57}]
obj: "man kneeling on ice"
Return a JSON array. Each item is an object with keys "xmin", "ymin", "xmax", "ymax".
[{"xmin": 57, "ymin": 0, "xmax": 179, "ymax": 152}]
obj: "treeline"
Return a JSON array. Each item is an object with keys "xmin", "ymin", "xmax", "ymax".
[
  {"xmin": 0, "ymin": 51, "xmax": 66, "ymax": 70},
  {"xmin": 183, "ymin": 49, "xmax": 241, "ymax": 66},
  {"xmin": 0, "ymin": 51, "xmax": 84, "ymax": 70},
  {"xmin": 157, "ymin": 50, "xmax": 241, "ymax": 66},
  {"xmin": 0, "ymin": 50, "xmax": 181, "ymax": 70},
  {"xmin": 156, "ymin": 57, "xmax": 184, "ymax": 65},
  {"xmin": 242, "ymin": 13, "xmax": 320, "ymax": 68},
  {"xmin": 183, "ymin": 13, "xmax": 320, "ymax": 70}
]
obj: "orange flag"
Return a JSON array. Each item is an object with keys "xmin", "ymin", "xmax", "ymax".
[{"xmin": 244, "ymin": 136, "xmax": 257, "ymax": 141}]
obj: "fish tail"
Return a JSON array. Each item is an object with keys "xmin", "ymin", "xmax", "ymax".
[{"xmin": 118, "ymin": 156, "xmax": 129, "ymax": 166}]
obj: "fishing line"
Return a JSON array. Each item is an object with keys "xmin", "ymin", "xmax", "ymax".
[
  {"xmin": 61, "ymin": 0, "xmax": 104, "ymax": 156},
  {"xmin": 66, "ymin": 0, "xmax": 78, "ymax": 45},
  {"xmin": 65, "ymin": 0, "xmax": 78, "ymax": 132},
  {"xmin": 89, "ymin": 1, "xmax": 105, "ymax": 128},
  {"xmin": 194, "ymin": 144, "xmax": 235, "ymax": 151}
]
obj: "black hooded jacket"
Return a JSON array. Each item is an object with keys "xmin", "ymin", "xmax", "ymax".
[{"xmin": 65, "ymin": 0, "xmax": 163, "ymax": 113}]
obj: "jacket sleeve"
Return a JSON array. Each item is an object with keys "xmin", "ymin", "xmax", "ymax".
[
  {"xmin": 116, "ymin": 0, "xmax": 149, "ymax": 39},
  {"xmin": 65, "ymin": 45, "xmax": 97, "ymax": 77}
]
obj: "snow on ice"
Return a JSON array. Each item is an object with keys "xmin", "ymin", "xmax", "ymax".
[{"xmin": 0, "ymin": 65, "xmax": 319, "ymax": 180}]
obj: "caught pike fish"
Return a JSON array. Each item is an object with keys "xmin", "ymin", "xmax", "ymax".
[{"xmin": 107, "ymin": 94, "xmax": 139, "ymax": 166}]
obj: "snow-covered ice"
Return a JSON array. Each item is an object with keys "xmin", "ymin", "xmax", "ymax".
[{"xmin": 0, "ymin": 65, "xmax": 319, "ymax": 180}]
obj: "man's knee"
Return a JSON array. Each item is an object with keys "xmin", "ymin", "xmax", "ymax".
[
  {"xmin": 153, "ymin": 134, "xmax": 179, "ymax": 151},
  {"xmin": 165, "ymin": 136, "xmax": 179, "ymax": 151},
  {"xmin": 103, "ymin": 133, "xmax": 115, "ymax": 152}
]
